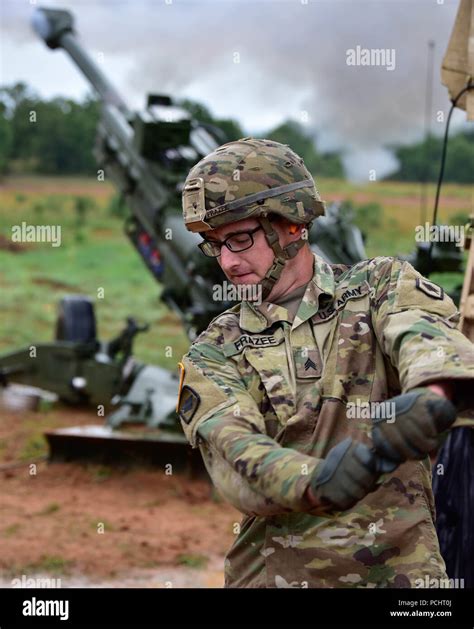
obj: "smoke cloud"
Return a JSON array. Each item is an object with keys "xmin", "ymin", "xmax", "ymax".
[{"xmin": 0, "ymin": 0, "xmax": 467, "ymax": 179}]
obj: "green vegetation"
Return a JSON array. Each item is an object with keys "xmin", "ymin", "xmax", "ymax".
[
  {"xmin": 0, "ymin": 83, "xmax": 99, "ymax": 176},
  {"xmin": 1, "ymin": 175, "xmax": 470, "ymax": 367},
  {"xmin": 87, "ymin": 465, "xmax": 113, "ymax": 482},
  {"xmin": 3, "ymin": 81, "xmax": 471, "ymax": 183},
  {"xmin": 19, "ymin": 555, "xmax": 74, "ymax": 576},
  {"xmin": 176, "ymin": 553, "xmax": 208, "ymax": 569},
  {"xmin": 0, "ymin": 178, "xmax": 190, "ymax": 368},
  {"xmin": 3, "ymin": 523, "xmax": 21, "ymax": 537},
  {"xmin": 91, "ymin": 519, "xmax": 115, "ymax": 532},
  {"xmin": 265, "ymin": 120, "xmax": 344, "ymax": 178},
  {"xmin": 178, "ymin": 98, "xmax": 244, "ymax": 143},
  {"xmin": 388, "ymin": 131, "xmax": 474, "ymax": 184},
  {"xmin": 0, "ymin": 100, "xmax": 13, "ymax": 173},
  {"xmin": 19, "ymin": 434, "xmax": 48, "ymax": 461},
  {"xmin": 38, "ymin": 503, "xmax": 61, "ymax": 516}
]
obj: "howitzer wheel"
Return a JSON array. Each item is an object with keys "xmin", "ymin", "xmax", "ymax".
[{"xmin": 55, "ymin": 295, "xmax": 97, "ymax": 343}]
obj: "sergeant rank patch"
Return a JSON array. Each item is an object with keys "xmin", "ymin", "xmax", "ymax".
[
  {"xmin": 294, "ymin": 348, "xmax": 322, "ymax": 378},
  {"xmin": 415, "ymin": 277, "xmax": 444, "ymax": 300}
]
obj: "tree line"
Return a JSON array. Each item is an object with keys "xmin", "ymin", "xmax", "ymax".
[{"xmin": 0, "ymin": 82, "xmax": 472, "ymax": 183}]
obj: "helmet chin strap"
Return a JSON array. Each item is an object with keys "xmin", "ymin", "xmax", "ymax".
[{"xmin": 258, "ymin": 216, "xmax": 306, "ymax": 301}]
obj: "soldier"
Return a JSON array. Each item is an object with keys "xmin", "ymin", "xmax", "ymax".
[{"xmin": 177, "ymin": 137, "xmax": 474, "ymax": 588}]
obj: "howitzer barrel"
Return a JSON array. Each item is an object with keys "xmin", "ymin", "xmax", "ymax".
[
  {"xmin": 33, "ymin": 7, "xmax": 172, "ymax": 232},
  {"xmin": 31, "ymin": 7, "xmax": 232, "ymax": 336},
  {"xmin": 32, "ymin": 8, "xmax": 130, "ymax": 116}
]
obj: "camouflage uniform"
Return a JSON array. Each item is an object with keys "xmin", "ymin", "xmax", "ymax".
[{"xmin": 177, "ymin": 253, "xmax": 474, "ymax": 588}]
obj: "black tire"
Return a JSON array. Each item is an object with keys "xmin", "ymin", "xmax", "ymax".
[{"xmin": 55, "ymin": 295, "xmax": 97, "ymax": 343}]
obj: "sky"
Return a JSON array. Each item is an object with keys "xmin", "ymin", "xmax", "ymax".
[{"xmin": 0, "ymin": 0, "xmax": 470, "ymax": 180}]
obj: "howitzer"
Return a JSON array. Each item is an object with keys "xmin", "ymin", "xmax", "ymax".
[
  {"xmin": 0, "ymin": 6, "xmax": 232, "ymax": 445},
  {"xmin": 1, "ymin": 6, "xmax": 368, "ymax": 424},
  {"xmin": 31, "ymin": 7, "xmax": 229, "ymax": 339},
  {"xmin": 20, "ymin": 3, "xmax": 472, "ymax": 587},
  {"xmin": 30, "ymin": 7, "xmax": 367, "ymax": 332},
  {"xmin": 1, "ymin": 7, "xmax": 368, "ymax": 465}
]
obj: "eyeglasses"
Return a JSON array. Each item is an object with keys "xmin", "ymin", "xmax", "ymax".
[{"xmin": 198, "ymin": 226, "xmax": 262, "ymax": 258}]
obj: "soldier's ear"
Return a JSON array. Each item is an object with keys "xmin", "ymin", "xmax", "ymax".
[{"xmin": 288, "ymin": 224, "xmax": 299, "ymax": 235}]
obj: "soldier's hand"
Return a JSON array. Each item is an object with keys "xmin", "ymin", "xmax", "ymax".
[
  {"xmin": 307, "ymin": 437, "xmax": 384, "ymax": 512},
  {"xmin": 371, "ymin": 387, "xmax": 457, "ymax": 464}
]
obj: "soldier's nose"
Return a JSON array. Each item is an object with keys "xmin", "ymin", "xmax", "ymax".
[{"xmin": 219, "ymin": 246, "xmax": 243, "ymax": 274}]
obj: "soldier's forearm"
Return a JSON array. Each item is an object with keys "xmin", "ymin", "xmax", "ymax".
[
  {"xmin": 379, "ymin": 312, "xmax": 474, "ymax": 397},
  {"xmin": 197, "ymin": 414, "xmax": 321, "ymax": 513},
  {"xmin": 200, "ymin": 442, "xmax": 301, "ymax": 516}
]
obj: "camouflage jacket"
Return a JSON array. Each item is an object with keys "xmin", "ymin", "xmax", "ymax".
[{"xmin": 177, "ymin": 254, "xmax": 474, "ymax": 588}]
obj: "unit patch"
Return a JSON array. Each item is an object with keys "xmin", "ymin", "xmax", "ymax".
[
  {"xmin": 415, "ymin": 277, "xmax": 444, "ymax": 300},
  {"xmin": 178, "ymin": 385, "xmax": 200, "ymax": 424}
]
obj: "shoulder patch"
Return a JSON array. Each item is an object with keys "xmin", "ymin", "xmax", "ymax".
[
  {"xmin": 176, "ymin": 355, "xmax": 236, "ymax": 447},
  {"xmin": 178, "ymin": 385, "xmax": 200, "ymax": 424},
  {"xmin": 391, "ymin": 262, "xmax": 457, "ymax": 317},
  {"xmin": 415, "ymin": 277, "xmax": 444, "ymax": 300}
]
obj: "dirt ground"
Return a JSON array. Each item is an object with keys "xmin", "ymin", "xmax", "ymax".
[{"xmin": 0, "ymin": 399, "xmax": 240, "ymax": 588}]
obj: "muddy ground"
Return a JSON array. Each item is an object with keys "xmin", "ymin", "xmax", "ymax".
[{"xmin": 0, "ymin": 401, "xmax": 240, "ymax": 588}]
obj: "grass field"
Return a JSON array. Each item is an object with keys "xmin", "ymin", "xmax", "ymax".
[
  {"xmin": 0, "ymin": 176, "xmax": 190, "ymax": 367},
  {"xmin": 0, "ymin": 175, "xmax": 471, "ymax": 366}
]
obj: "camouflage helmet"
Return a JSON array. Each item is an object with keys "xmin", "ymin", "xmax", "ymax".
[
  {"xmin": 182, "ymin": 137, "xmax": 325, "ymax": 233},
  {"xmin": 182, "ymin": 137, "xmax": 326, "ymax": 301}
]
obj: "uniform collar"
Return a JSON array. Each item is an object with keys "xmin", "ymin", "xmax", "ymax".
[{"xmin": 239, "ymin": 253, "xmax": 335, "ymax": 333}]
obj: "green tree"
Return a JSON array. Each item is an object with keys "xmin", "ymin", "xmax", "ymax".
[
  {"xmin": 387, "ymin": 130, "xmax": 474, "ymax": 184},
  {"xmin": 29, "ymin": 96, "xmax": 99, "ymax": 174},
  {"xmin": 178, "ymin": 98, "xmax": 244, "ymax": 142},
  {"xmin": 0, "ymin": 82, "xmax": 99, "ymax": 174},
  {"xmin": 265, "ymin": 120, "xmax": 345, "ymax": 178},
  {"xmin": 0, "ymin": 102, "xmax": 13, "ymax": 175}
]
